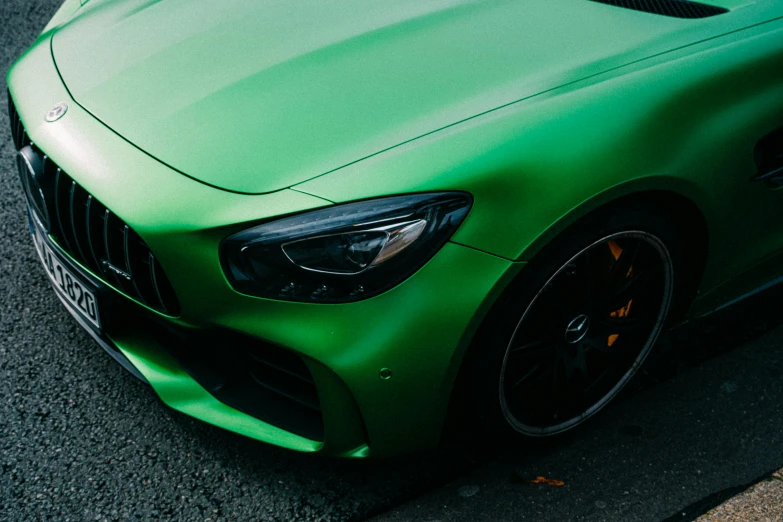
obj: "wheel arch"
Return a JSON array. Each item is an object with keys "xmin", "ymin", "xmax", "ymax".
[
  {"xmin": 442, "ymin": 186, "xmax": 709, "ymax": 442},
  {"xmin": 512, "ymin": 184, "xmax": 710, "ymax": 322}
]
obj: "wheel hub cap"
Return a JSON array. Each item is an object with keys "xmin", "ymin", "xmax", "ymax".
[{"xmin": 565, "ymin": 314, "xmax": 590, "ymax": 344}]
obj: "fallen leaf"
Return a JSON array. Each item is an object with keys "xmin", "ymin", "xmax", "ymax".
[{"xmin": 526, "ymin": 476, "xmax": 565, "ymax": 487}]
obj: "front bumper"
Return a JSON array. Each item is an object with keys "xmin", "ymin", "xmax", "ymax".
[{"xmin": 8, "ymin": 35, "xmax": 517, "ymax": 457}]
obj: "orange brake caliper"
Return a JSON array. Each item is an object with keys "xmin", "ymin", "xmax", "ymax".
[{"xmin": 606, "ymin": 240, "xmax": 633, "ymax": 348}]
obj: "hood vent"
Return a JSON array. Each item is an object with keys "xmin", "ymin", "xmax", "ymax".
[{"xmin": 589, "ymin": 0, "xmax": 728, "ymax": 18}]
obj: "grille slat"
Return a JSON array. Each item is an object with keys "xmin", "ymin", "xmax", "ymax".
[
  {"xmin": 85, "ymin": 196, "xmax": 104, "ymax": 271},
  {"xmin": 17, "ymin": 118, "xmax": 26, "ymax": 150},
  {"xmin": 8, "ymin": 94, "xmax": 29, "ymax": 150},
  {"xmin": 12, "ymin": 101, "xmax": 21, "ymax": 148},
  {"xmin": 11, "ymin": 98, "xmax": 17, "ymax": 147},
  {"xmin": 54, "ymin": 168, "xmax": 76, "ymax": 255},
  {"xmin": 101, "ymin": 208, "xmax": 121, "ymax": 288},
  {"xmin": 8, "ymin": 95, "xmax": 180, "ymax": 316},
  {"xmin": 149, "ymin": 252, "xmax": 169, "ymax": 314},
  {"xmin": 69, "ymin": 180, "xmax": 91, "ymax": 265},
  {"xmin": 127, "ymin": 234, "xmax": 158, "ymax": 307},
  {"xmin": 7, "ymin": 95, "xmax": 13, "ymax": 148},
  {"xmin": 104, "ymin": 210, "xmax": 136, "ymax": 295},
  {"xmin": 123, "ymin": 225, "xmax": 149, "ymax": 307}
]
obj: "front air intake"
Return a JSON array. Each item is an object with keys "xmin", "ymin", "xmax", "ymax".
[
  {"xmin": 159, "ymin": 326, "xmax": 325, "ymax": 441},
  {"xmin": 589, "ymin": 0, "xmax": 728, "ymax": 19}
]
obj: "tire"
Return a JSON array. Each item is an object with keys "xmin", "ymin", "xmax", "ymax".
[{"xmin": 460, "ymin": 202, "xmax": 682, "ymax": 440}]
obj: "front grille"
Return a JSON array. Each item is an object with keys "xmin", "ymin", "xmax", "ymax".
[
  {"xmin": 8, "ymin": 94, "xmax": 180, "ymax": 316},
  {"xmin": 589, "ymin": 0, "xmax": 728, "ymax": 18},
  {"xmin": 157, "ymin": 324, "xmax": 325, "ymax": 441},
  {"xmin": 8, "ymin": 94, "xmax": 30, "ymax": 150}
]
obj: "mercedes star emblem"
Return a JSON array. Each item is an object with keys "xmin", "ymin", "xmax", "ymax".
[
  {"xmin": 565, "ymin": 314, "xmax": 590, "ymax": 344},
  {"xmin": 45, "ymin": 102, "xmax": 68, "ymax": 122}
]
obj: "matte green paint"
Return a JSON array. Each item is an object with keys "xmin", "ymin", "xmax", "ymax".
[
  {"xmin": 297, "ymin": 17, "xmax": 783, "ymax": 297},
  {"xmin": 41, "ymin": 0, "xmax": 83, "ymax": 34},
  {"xmin": 7, "ymin": 0, "xmax": 783, "ymax": 456},
  {"xmin": 50, "ymin": 0, "xmax": 783, "ymax": 194}
]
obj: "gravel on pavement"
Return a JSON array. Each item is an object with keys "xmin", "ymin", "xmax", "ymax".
[{"xmin": 697, "ymin": 469, "xmax": 783, "ymax": 522}]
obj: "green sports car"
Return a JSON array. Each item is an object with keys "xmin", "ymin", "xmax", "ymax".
[{"xmin": 7, "ymin": 0, "xmax": 783, "ymax": 457}]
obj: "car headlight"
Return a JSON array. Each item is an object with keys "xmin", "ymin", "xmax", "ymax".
[{"xmin": 220, "ymin": 192, "xmax": 472, "ymax": 303}]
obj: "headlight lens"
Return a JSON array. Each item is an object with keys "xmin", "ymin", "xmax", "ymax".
[{"xmin": 221, "ymin": 192, "xmax": 472, "ymax": 303}]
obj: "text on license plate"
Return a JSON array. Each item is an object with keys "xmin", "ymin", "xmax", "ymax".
[{"xmin": 33, "ymin": 231, "xmax": 101, "ymax": 329}]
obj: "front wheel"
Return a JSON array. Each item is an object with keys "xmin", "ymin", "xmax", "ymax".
[{"xmin": 463, "ymin": 206, "xmax": 681, "ymax": 438}]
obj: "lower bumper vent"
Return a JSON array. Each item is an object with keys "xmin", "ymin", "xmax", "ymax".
[{"xmin": 159, "ymin": 326, "xmax": 325, "ymax": 441}]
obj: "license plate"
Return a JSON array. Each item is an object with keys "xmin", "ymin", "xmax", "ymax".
[{"xmin": 32, "ymin": 222, "xmax": 101, "ymax": 329}]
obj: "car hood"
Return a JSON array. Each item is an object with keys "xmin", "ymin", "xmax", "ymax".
[{"xmin": 53, "ymin": 0, "xmax": 711, "ymax": 194}]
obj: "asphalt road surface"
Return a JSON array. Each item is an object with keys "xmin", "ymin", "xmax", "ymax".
[{"xmin": 2, "ymin": 2, "xmax": 783, "ymax": 521}]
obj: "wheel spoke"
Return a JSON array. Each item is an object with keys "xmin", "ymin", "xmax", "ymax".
[
  {"xmin": 604, "ymin": 266, "xmax": 661, "ymax": 311},
  {"xmin": 583, "ymin": 338, "xmax": 630, "ymax": 359},
  {"xmin": 536, "ymin": 287, "xmax": 572, "ymax": 320},
  {"xmin": 594, "ymin": 316, "xmax": 654, "ymax": 336},
  {"xmin": 582, "ymin": 365, "xmax": 615, "ymax": 396},
  {"xmin": 583, "ymin": 336, "xmax": 619, "ymax": 355},
  {"xmin": 606, "ymin": 240, "xmax": 641, "ymax": 288},
  {"xmin": 582, "ymin": 249, "xmax": 595, "ymax": 306},
  {"xmin": 508, "ymin": 338, "xmax": 555, "ymax": 359},
  {"xmin": 582, "ymin": 336, "xmax": 606, "ymax": 350},
  {"xmin": 562, "ymin": 346, "xmax": 589, "ymax": 383},
  {"xmin": 509, "ymin": 362, "xmax": 554, "ymax": 391},
  {"xmin": 549, "ymin": 356, "xmax": 579, "ymax": 421}
]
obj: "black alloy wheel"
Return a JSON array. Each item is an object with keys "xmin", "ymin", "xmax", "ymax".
[{"xmin": 499, "ymin": 231, "xmax": 674, "ymax": 435}]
